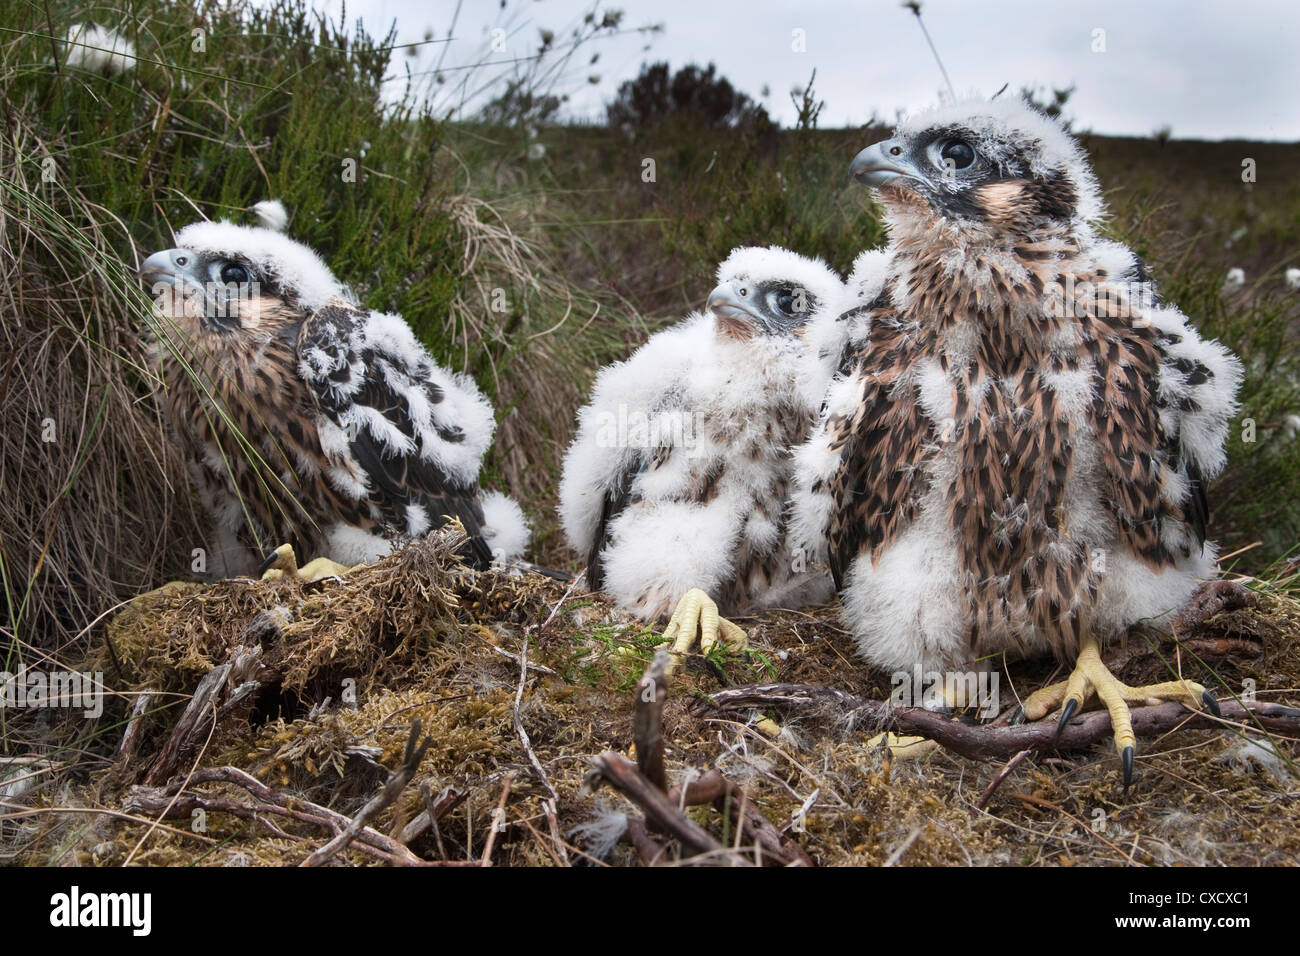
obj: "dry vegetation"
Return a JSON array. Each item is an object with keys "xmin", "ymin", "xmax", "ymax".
[{"xmin": 7, "ymin": 527, "xmax": 1297, "ymax": 867}]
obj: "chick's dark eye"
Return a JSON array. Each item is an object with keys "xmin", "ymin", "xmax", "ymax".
[
  {"xmin": 220, "ymin": 262, "xmax": 250, "ymax": 285},
  {"xmin": 775, "ymin": 289, "xmax": 796, "ymax": 314},
  {"xmin": 939, "ymin": 139, "xmax": 976, "ymax": 170}
]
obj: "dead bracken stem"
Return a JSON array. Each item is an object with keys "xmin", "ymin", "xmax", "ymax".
[{"xmin": 479, "ymin": 771, "xmax": 516, "ymax": 866}]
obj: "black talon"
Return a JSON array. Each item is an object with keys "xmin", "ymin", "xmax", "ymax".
[
  {"xmin": 257, "ymin": 549, "xmax": 280, "ymax": 577},
  {"xmin": 1121, "ymin": 746, "xmax": 1135, "ymax": 791},
  {"xmin": 1008, "ymin": 705, "xmax": 1025, "ymax": 725},
  {"xmin": 1055, "ymin": 697, "xmax": 1079, "ymax": 736},
  {"xmin": 1202, "ymin": 690, "xmax": 1221, "ymax": 718}
]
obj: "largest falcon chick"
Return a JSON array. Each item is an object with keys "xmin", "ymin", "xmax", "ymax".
[
  {"xmin": 139, "ymin": 214, "xmax": 528, "ymax": 579},
  {"xmin": 560, "ymin": 247, "xmax": 844, "ymax": 667},
  {"xmin": 797, "ymin": 99, "xmax": 1243, "ymax": 784}
]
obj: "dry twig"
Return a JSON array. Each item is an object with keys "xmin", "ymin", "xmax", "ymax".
[
  {"xmin": 513, "ymin": 638, "xmax": 559, "ymax": 802},
  {"xmin": 634, "ymin": 651, "xmax": 669, "ymax": 791},
  {"xmin": 127, "ymin": 765, "xmax": 471, "ymax": 867},
  {"xmin": 480, "ymin": 772, "xmax": 516, "ymax": 866},
  {"xmin": 587, "ymin": 752, "xmax": 742, "ymax": 863},
  {"xmin": 403, "ymin": 783, "xmax": 466, "ymax": 851},
  {"xmin": 301, "ymin": 719, "xmax": 431, "ymax": 867},
  {"xmin": 707, "ymin": 683, "xmax": 1300, "ymax": 760},
  {"xmin": 117, "ymin": 691, "xmax": 156, "ymax": 762},
  {"xmin": 974, "ymin": 749, "xmax": 1034, "ymax": 811}
]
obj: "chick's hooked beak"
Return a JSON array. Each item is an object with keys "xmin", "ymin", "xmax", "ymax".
[
  {"xmin": 850, "ymin": 138, "xmax": 927, "ymax": 189},
  {"xmin": 707, "ymin": 279, "xmax": 763, "ymax": 337},
  {"xmin": 138, "ymin": 247, "xmax": 204, "ymax": 292}
]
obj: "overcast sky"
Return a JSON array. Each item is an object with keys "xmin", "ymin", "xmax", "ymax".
[{"xmin": 313, "ymin": 0, "xmax": 1300, "ymax": 141}]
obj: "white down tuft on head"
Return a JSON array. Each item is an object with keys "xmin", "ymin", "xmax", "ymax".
[
  {"xmin": 252, "ymin": 200, "xmax": 290, "ymax": 233},
  {"xmin": 716, "ymin": 245, "xmax": 844, "ymax": 306},
  {"xmin": 173, "ymin": 219, "xmax": 353, "ymax": 311}
]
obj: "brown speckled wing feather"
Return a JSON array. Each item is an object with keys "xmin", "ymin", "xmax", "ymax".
[
  {"xmin": 827, "ymin": 306, "xmax": 936, "ymax": 589},
  {"xmin": 1079, "ymin": 283, "xmax": 1179, "ymax": 569},
  {"xmin": 300, "ymin": 304, "xmax": 493, "ymax": 569}
]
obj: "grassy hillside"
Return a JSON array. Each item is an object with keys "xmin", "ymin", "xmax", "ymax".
[{"xmin": 2, "ymin": 0, "xmax": 1298, "ymax": 648}]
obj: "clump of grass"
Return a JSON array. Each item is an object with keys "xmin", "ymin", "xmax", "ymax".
[
  {"xmin": 0, "ymin": 0, "xmax": 632, "ymax": 649},
  {"xmin": 0, "ymin": 138, "xmax": 206, "ymax": 655}
]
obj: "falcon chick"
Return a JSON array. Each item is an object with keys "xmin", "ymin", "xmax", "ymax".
[
  {"xmin": 800, "ymin": 99, "xmax": 1242, "ymax": 783},
  {"xmin": 560, "ymin": 247, "xmax": 844, "ymax": 669},
  {"xmin": 139, "ymin": 212, "xmax": 528, "ymax": 579}
]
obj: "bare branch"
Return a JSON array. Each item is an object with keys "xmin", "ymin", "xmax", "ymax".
[
  {"xmin": 301, "ymin": 719, "xmax": 430, "ymax": 867},
  {"xmin": 586, "ymin": 752, "xmax": 742, "ymax": 863},
  {"xmin": 634, "ymin": 650, "xmax": 669, "ymax": 792},
  {"xmin": 706, "ymin": 683, "xmax": 1300, "ymax": 760}
]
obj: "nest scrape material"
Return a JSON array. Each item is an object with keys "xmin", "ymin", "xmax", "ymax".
[{"xmin": 13, "ymin": 528, "xmax": 1300, "ymax": 867}]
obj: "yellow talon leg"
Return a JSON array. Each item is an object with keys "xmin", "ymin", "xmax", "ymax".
[
  {"xmin": 296, "ymin": 556, "xmax": 354, "ymax": 581},
  {"xmin": 659, "ymin": 588, "xmax": 747, "ymax": 677},
  {"xmin": 1016, "ymin": 635, "xmax": 1219, "ymax": 787},
  {"xmin": 866, "ymin": 731, "xmax": 939, "ymax": 761}
]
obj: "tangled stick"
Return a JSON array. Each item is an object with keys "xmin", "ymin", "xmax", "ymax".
[
  {"xmin": 586, "ymin": 752, "xmax": 737, "ymax": 860},
  {"xmin": 127, "ymin": 762, "xmax": 473, "ymax": 867},
  {"xmin": 142, "ymin": 645, "xmax": 263, "ymax": 786},
  {"xmin": 704, "ymin": 683, "xmax": 1300, "ymax": 761},
  {"xmin": 587, "ymin": 651, "xmax": 816, "ymax": 866},
  {"xmin": 669, "ymin": 769, "xmax": 813, "ymax": 867},
  {"xmin": 301, "ymin": 720, "xmax": 430, "ymax": 867}
]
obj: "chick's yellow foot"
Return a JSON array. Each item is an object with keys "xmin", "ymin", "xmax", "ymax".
[
  {"xmin": 1012, "ymin": 635, "xmax": 1220, "ymax": 787},
  {"xmin": 866, "ymin": 678, "xmax": 969, "ymax": 761},
  {"xmin": 259, "ymin": 544, "xmax": 354, "ymax": 583},
  {"xmin": 658, "ymin": 588, "xmax": 747, "ymax": 677},
  {"xmin": 868, "ymin": 732, "xmax": 939, "ymax": 761}
]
